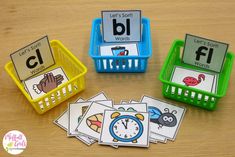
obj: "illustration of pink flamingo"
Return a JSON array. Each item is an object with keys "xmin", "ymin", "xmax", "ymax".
[{"xmin": 183, "ymin": 74, "xmax": 205, "ymax": 86}]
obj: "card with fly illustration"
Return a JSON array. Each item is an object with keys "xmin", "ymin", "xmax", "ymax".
[{"xmin": 141, "ymin": 96, "xmax": 186, "ymax": 141}]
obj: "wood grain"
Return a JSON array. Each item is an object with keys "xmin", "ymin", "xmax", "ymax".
[{"xmin": 0, "ymin": 0, "xmax": 235, "ymax": 157}]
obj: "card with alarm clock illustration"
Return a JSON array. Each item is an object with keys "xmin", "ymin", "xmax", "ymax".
[
  {"xmin": 99, "ymin": 110, "xmax": 150, "ymax": 147},
  {"xmin": 141, "ymin": 95, "xmax": 186, "ymax": 141},
  {"xmin": 116, "ymin": 102, "xmax": 162, "ymax": 144}
]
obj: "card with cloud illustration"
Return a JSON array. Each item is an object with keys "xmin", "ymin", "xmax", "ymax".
[
  {"xmin": 99, "ymin": 110, "xmax": 149, "ymax": 147},
  {"xmin": 141, "ymin": 96, "xmax": 186, "ymax": 141},
  {"xmin": 24, "ymin": 67, "xmax": 69, "ymax": 100}
]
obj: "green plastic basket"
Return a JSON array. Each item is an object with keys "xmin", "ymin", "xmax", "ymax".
[{"xmin": 159, "ymin": 39, "xmax": 234, "ymax": 110}]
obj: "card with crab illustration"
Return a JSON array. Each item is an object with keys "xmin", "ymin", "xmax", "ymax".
[
  {"xmin": 141, "ymin": 96, "xmax": 186, "ymax": 141},
  {"xmin": 99, "ymin": 110, "xmax": 149, "ymax": 147}
]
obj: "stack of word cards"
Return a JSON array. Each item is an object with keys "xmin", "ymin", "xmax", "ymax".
[
  {"xmin": 10, "ymin": 36, "xmax": 70, "ymax": 102},
  {"xmin": 54, "ymin": 92, "xmax": 186, "ymax": 148},
  {"xmin": 169, "ymin": 34, "xmax": 229, "ymax": 100},
  {"xmin": 99, "ymin": 10, "xmax": 141, "ymax": 69}
]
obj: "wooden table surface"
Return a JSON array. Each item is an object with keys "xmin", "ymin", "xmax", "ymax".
[{"xmin": 0, "ymin": 0, "xmax": 235, "ymax": 157}]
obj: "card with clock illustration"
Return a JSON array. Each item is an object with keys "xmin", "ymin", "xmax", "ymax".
[
  {"xmin": 114, "ymin": 103, "xmax": 147, "ymax": 112},
  {"xmin": 99, "ymin": 110, "xmax": 150, "ymax": 147},
  {"xmin": 76, "ymin": 102, "xmax": 116, "ymax": 140},
  {"xmin": 141, "ymin": 95, "xmax": 186, "ymax": 141},
  {"xmin": 129, "ymin": 100, "xmax": 167, "ymax": 143}
]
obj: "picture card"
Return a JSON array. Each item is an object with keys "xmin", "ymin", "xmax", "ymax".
[
  {"xmin": 100, "ymin": 43, "xmax": 139, "ymax": 69},
  {"xmin": 130, "ymin": 100, "xmax": 167, "ymax": 143},
  {"xmin": 53, "ymin": 98, "xmax": 96, "ymax": 146},
  {"xmin": 10, "ymin": 36, "xmax": 55, "ymax": 80},
  {"xmin": 78, "ymin": 92, "xmax": 108, "ymax": 102},
  {"xmin": 120, "ymin": 100, "xmax": 128, "ymax": 104},
  {"xmin": 54, "ymin": 92, "xmax": 111, "ymax": 145},
  {"xmin": 100, "ymin": 43, "xmax": 138, "ymax": 56},
  {"xmin": 99, "ymin": 110, "xmax": 149, "ymax": 147},
  {"xmin": 102, "ymin": 10, "xmax": 141, "ymax": 42},
  {"xmin": 68, "ymin": 100, "xmax": 113, "ymax": 136},
  {"xmin": 114, "ymin": 103, "xmax": 147, "ymax": 112},
  {"xmin": 150, "ymin": 132, "xmax": 167, "ymax": 143},
  {"xmin": 170, "ymin": 66, "xmax": 218, "ymax": 96},
  {"xmin": 141, "ymin": 96, "xmax": 186, "ymax": 140},
  {"xmin": 24, "ymin": 67, "xmax": 69, "ymax": 100},
  {"xmin": 182, "ymin": 34, "xmax": 228, "ymax": 72},
  {"xmin": 76, "ymin": 102, "xmax": 116, "ymax": 140}
]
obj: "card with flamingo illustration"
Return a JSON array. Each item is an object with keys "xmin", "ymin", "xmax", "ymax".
[{"xmin": 170, "ymin": 66, "xmax": 218, "ymax": 94}]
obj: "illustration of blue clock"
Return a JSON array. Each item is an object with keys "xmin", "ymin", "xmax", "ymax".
[{"xmin": 109, "ymin": 112, "xmax": 144, "ymax": 143}]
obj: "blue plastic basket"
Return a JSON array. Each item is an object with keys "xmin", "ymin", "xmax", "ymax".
[{"xmin": 89, "ymin": 17, "xmax": 152, "ymax": 73}]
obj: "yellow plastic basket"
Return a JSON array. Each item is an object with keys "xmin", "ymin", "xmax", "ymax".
[{"xmin": 4, "ymin": 40, "xmax": 87, "ymax": 114}]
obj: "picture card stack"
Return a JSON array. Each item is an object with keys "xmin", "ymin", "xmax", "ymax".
[{"xmin": 54, "ymin": 92, "xmax": 186, "ymax": 148}]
